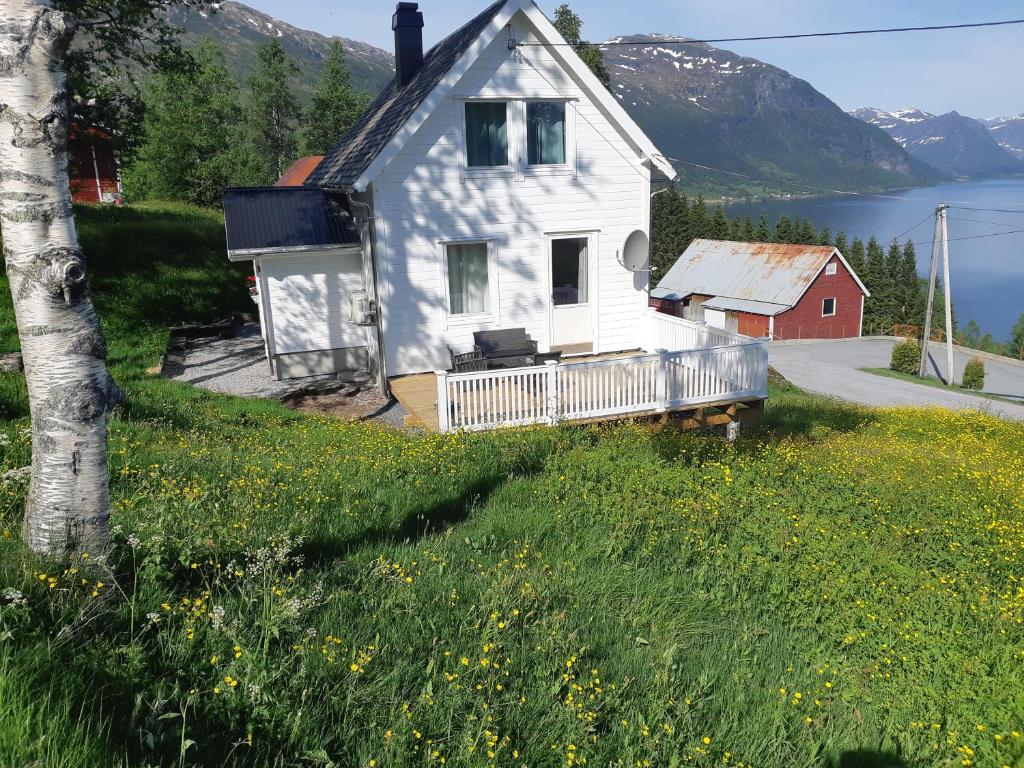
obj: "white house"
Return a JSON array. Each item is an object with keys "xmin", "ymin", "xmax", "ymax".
[{"xmin": 223, "ymin": 0, "xmax": 770, "ymax": 433}]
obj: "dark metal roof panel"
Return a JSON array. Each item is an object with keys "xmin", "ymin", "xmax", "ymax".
[
  {"xmin": 222, "ymin": 187, "xmax": 361, "ymax": 253},
  {"xmin": 306, "ymin": 0, "xmax": 506, "ymax": 189}
]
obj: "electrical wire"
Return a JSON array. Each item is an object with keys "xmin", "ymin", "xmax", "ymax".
[
  {"xmin": 520, "ymin": 18, "xmax": 1024, "ymax": 47},
  {"xmin": 887, "ymin": 212, "xmax": 937, "ymax": 243}
]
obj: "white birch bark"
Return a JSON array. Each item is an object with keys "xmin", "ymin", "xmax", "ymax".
[{"xmin": 0, "ymin": 0, "xmax": 119, "ymax": 554}]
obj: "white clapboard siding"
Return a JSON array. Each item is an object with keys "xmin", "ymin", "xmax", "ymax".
[
  {"xmin": 374, "ymin": 8, "xmax": 652, "ymax": 376},
  {"xmin": 262, "ymin": 250, "xmax": 367, "ymax": 355}
]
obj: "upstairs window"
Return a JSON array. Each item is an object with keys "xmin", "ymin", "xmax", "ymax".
[
  {"xmin": 825, "ymin": 263, "xmax": 838, "ymax": 276},
  {"xmin": 446, "ymin": 242, "xmax": 491, "ymax": 315},
  {"xmin": 822, "ymin": 297, "xmax": 836, "ymax": 317},
  {"xmin": 465, "ymin": 102, "xmax": 508, "ymax": 167},
  {"xmin": 527, "ymin": 102, "xmax": 566, "ymax": 165}
]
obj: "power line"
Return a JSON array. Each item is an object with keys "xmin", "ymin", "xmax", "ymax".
[
  {"xmin": 520, "ymin": 18, "xmax": 1024, "ymax": 47},
  {"xmin": 948, "ymin": 216, "xmax": 1024, "ymax": 228},
  {"xmin": 888, "ymin": 212, "xmax": 937, "ymax": 243}
]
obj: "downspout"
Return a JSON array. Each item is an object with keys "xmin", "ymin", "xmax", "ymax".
[{"xmin": 345, "ymin": 194, "xmax": 389, "ymax": 396}]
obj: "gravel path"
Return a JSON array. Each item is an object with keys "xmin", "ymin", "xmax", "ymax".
[
  {"xmin": 167, "ymin": 325, "xmax": 409, "ymax": 428},
  {"xmin": 769, "ymin": 337, "xmax": 1024, "ymax": 421}
]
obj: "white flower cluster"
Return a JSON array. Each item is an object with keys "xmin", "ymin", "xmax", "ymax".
[{"xmin": 2, "ymin": 588, "xmax": 26, "ymax": 607}]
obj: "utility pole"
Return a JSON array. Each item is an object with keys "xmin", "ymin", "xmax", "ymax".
[
  {"xmin": 918, "ymin": 205, "xmax": 944, "ymax": 378},
  {"xmin": 940, "ymin": 206, "xmax": 955, "ymax": 386}
]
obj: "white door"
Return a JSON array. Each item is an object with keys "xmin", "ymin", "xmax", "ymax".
[
  {"xmin": 549, "ymin": 236, "xmax": 593, "ymax": 354},
  {"xmin": 704, "ymin": 308, "xmax": 726, "ymax": 329}
]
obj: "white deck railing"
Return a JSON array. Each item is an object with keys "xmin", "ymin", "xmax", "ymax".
[{"xmin": 435, "ymin": 313, "xmax": 768, "ymax": 433}]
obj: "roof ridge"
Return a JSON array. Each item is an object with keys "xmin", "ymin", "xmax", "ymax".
[{"xmin": 307, "ymin": 0, "xmax": 508, "ymax": 189}]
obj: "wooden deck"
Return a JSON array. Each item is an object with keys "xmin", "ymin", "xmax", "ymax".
[
  {"xmin": 390, "ymin": 349, "xmax": 765, "ymax": 433},
  {"xmin": 390, "ymin": 351, "xmax": 640, "ymax": 431}
]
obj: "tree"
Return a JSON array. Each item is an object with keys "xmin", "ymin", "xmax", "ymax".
[
  {"xmin": 552, "ymin": 4, "xmax": 610, "ymax": 86},
  {"xmin": 897, "ymin": 240, "xmax": 921, "ymax": 325},
  {"xmin": 0, "ymin": 0, "xmax": 206, "ymax": 554},
  {"xmin": 848, "ymin": 237, "xmax": 866, "ymax": 276},
  {"xmin": 1009, "ymin": 314, "xmax": 1024, "ymax": 360},
  {"xmin": 241, "ymin": 38, "xmax": 301, "ymax": 183},
  {"xmin": 689, "ymin": 195, "xmax": 710, "ymax": 241},
  {"xmin": 126, "ymin": 40, "xmax": 241, "ymax": 207},
  {"xmin": 818, "ymin": 225, "xmax": 832, "ymax": 247},
  {"xmin": 709, "ymin": 206, "xmax": 730, "ymax": 240},
  {"xmin": 961, "ymin": 320, "xmax": 982, "ymax": 349},
  {"xmin": 301, "ymin": 40, "xmax": 369, "ymax": 157},
  {"xmin": 773, "ymin": 216, "xmax": 793, "ymax": 244},
  {"xmin": 834, "ymin": 231, "xmax": 848, "ymax": 256},
  {"xmin": 650, "ymin": 185, "xmax": 689, "ymax": 281},
  {"xmin": 755, "ymin": 213, "xmax": 771, "ymax": 242}
]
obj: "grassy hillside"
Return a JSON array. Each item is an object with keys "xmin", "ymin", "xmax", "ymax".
[{"xmin": 1, "ymin": 205, "xmax": 1023, "ymax": 768}]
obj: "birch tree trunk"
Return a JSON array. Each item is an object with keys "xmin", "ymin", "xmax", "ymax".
[{"xmin": 0, "ymin": 0, "xmax": 119, "ymax": 554}]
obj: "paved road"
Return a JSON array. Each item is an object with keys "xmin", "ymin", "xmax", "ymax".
[{"xmin": 769, "ymin": 338, "xmax": 1024, "ymax": 421}]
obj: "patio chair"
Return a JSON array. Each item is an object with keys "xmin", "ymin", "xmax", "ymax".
[
  {"xmin": 448, "ymin": 346, "xmax": 487, "ymax": 373},
  {"xmin": 472, "ymin": 328, "xmax": 538, "ymax": 368}
]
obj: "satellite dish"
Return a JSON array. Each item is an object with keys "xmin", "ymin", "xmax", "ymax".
[{"xmin": 621, "ymin": 229, "xmax": 650, "ymax": 272}]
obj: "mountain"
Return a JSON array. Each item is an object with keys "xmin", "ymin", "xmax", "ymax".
[
  {"xmin": 600, "ymin": 35, "xmax": 941, "ymax": 197},
  {"xmin": 165, "ymin": 1, "xmax": 394, "ymax": 98},
  {"xmin": 979, "ymin": 115, "xmax": 1024, "ymax": 159},
  {"xmin": 850, "ymin": 107, "xmax": 1023, "ymax": 178},
  {"xmin": 165, "ymin": 5, "xmax": 938, "ymax": 197}
]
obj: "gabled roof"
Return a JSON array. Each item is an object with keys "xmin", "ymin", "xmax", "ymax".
[
  {"xmin": 306, "ymin": 1, "xmax": 506, "ymax": 189},
  {"xmin": 276, "ymin": 156, "xmax": 325, "ymax": 187},
  {"xmin": 222, "ymin": 187, "xmax": 361, "ymax": 259},
  {"xmin": 654, "ymin": 239, "xmax": 869, "ymax": 309},
  {"xmin": 306, "ymin": 0, "xmax": 675, "ymax": 191}
]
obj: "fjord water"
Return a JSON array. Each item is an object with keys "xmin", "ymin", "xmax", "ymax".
[{"xmin": 724, "ymin": 178, "xmax": 1024, "ymax": 340}]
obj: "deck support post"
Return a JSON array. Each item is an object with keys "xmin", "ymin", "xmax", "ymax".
[
  {"xmin": 655, "ymin": 348, "xmax": 668, "ymax": 412},
  {"xmin": 434, "ymin": 370, "xmax": 450, "ymax": 433},
  {"xmin": 725, "ymin": 404, "xmax": 740, "ymax": 442},
  {"xmin": 544, "ymin": 360, "xmax": 560, "ymax": 426}
]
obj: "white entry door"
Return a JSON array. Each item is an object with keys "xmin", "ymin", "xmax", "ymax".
[{"xmin": 549, "ymin": 236, "xmax": 593, "ymax": 354}]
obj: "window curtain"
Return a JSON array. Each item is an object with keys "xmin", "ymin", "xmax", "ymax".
[
  {"xmin": 466, "ymin": 103, "xmax": 507, "ymax": 167},
  {"xmin": 527, "ymin": 102, "xmax": 566, "ymax": 165},
  {"xmin": 448, "ymin": 243, "xmax": 490, "ymax": 314},
  {"xmin": 576, "ymin": 240, "xmax": 588, "ymax": 304}
]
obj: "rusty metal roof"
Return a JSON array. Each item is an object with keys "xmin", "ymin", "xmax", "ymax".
[
  {"xmin": 275, "ymin": 156, "xmax": 325, "ymax": 187},
  {"xmin": 654, "ymin": 239, "xmax": 864, "ymax": 309}
]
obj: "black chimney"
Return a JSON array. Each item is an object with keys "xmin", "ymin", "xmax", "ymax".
[{"xmin": 393, "ymin": 2, "xmax": 424, "ymax": 87}]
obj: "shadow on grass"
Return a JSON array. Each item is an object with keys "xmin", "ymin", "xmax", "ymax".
[
  {"xmin": 753, "ymin": 380, "xmax": 878, "ymax": 440},
  {"xmin": 825, "ymin": 749, "xmax": 908, "ymax": 768}
]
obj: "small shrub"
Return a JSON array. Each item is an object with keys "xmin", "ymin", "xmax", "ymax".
[
  {"xmin": 890, "ymin": 339, "xmax": 920, "ymax": 375},
  {"xmin": 962, "ymin": 357, "xmax": 985, "ymax": 389}
]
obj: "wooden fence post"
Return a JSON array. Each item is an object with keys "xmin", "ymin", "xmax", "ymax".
[
  {"xmin": 544, "ymin": 360, "xmax": 560, "ymax": 425},
  {"xmin": 435, "ymin": 370, "xmax": 450, "ymax": 433},
  {"xmin": 655, "ymin": 348, "xmax": 668, "ymax": 412}
]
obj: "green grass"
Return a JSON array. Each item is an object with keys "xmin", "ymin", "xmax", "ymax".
[
  {"xmin": 1, "ymin": 205, "xmax": 1023, "ymax": 768},
  {"xmin": 861, "ymin": 367, "xmax": 1022, "ymax": 407}
]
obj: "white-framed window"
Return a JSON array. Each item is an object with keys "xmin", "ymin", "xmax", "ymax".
[
  {"xmin": 464, "ymin": 101, "xmax": 509, "ymax": 168},
  {"xmin": 822, "ymin": 297, "xmax": 837, "ymax": 317},
  {"xmin": 825, "ymin": 262, "xmax": 838, "ymax": 276},
  {"xmin": 443, "ymin": 240, "xmax": 497, "ymax": 321},
  {"xmin": 526, "ymin": 101, "xmax": 567, "ymax": 166}
]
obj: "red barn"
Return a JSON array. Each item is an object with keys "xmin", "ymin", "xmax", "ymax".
[
  {"xmin": 68, "ymin": 124, "xmax": 121, "ymax": 204},
  {"xmin": 651, "ymin": 239, "xmax": 869, "ymax": 340}
]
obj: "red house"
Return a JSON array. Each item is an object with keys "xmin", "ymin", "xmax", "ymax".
[
  {"xmin": 68, "ymin": 124, "xmax": 121, "ymax": 204},
  {"xmin": 651, "ymin": 239, "xmax": 869, "ymax": 340}
]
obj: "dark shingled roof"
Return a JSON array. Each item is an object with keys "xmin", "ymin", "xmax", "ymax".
[
  {"xmin": 306, "ymin": 0, "xmax": 506, "ymax": 189},
  {"xmin": 222, "ymin": 187, "xmax": 361, "ymax": 254}
]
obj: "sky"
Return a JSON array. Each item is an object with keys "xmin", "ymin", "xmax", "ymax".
[{"xmin": 238, "ymin": 0, "xmax": 1024, "ymax": 118}]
